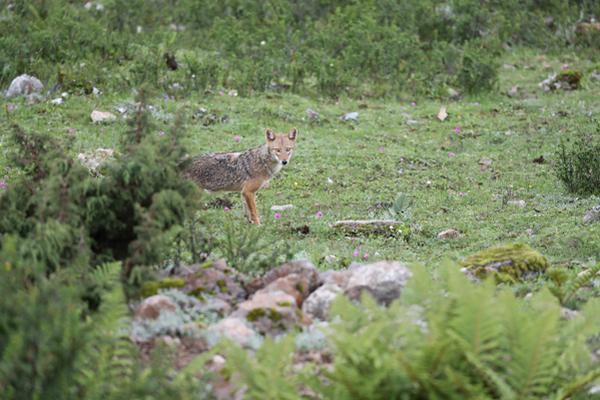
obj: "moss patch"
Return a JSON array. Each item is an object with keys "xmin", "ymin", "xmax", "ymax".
[
  {"xmin": 140, "ymin": 277, "xmax": 186, "ymax": 297},
  {"xmin": 246, "ymin": 308, "xmax": 266, "ymax": 322},
  {"xmin": 461, "ymin": 243, "xmax": 549, "ymax": 283}
]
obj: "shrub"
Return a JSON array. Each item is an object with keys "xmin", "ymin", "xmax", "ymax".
[{"xmin": 555, "ymin": 126, "xmax": 600, "ymax": 196}]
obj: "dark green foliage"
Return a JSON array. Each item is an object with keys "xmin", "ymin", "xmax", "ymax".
[
  {"xmin": 555, "ymin": 126, "xmax": 600, "ymax": 196},
  {"xmin": 0, "ymin": 0, "xmax": 591, "ymax": 97},
  {"xmin": 0, "ymin": 90, "xmax": 200, "ymax": 276}
]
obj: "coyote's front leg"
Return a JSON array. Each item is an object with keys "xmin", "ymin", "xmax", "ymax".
[{"xmin": 241, "ymin": 189, "xmax": 261, "ymax": 225}]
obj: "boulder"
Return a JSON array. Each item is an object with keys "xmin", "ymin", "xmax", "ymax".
[
  {"xmin": 204, "ymin": 317, "xmax": 262, "ymax": 350},
  {"xmin": 90, "ymin": 110, "xmax": 117, "ymax": 123},
  {"xmin": 302, "ymin": 283, "xmax": 343, "ymax": 320},
  {"xmin": 233, "ymin": 290, "xmax": 304, "ymax": 335},
  {"xmin": 135, "ymin": 294, "xmax": 177, "ymax": 320},
  {"xmin": 6, "ymin": 74, "xmax": 44, "ymax": 97},
  {"xmin": 184, "ymin": 260, "xmax": 246, "ymax": 304},
  {"xmin": 345, "ymin": 261, "xmax": 412, "ymax": 306},
  {"xmin": 257, "ymin": 273, "xmax": 312, "ymax": 307},
  {"xmin": 583, "ymin": 206, "xmax": 600, "ymax": 225},
  {"xmin": 246, "ymin": 260, "xmax": 319, "ymax": 295}
]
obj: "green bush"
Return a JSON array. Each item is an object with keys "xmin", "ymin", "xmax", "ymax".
[
  {"xmin": 555, "ymin": 127, "xmax": 600, "ymax": 196},
  {"xmin": 221, "ymin": 262, "xmax": 600, "ymax": 399}
]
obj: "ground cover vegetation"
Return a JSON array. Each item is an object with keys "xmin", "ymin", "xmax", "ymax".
[{"xmin": 2, "ymin": 0, "xmax": 600, "ymax": 398}]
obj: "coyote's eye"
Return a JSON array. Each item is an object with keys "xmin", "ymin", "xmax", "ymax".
[
  {"xmin": 285, "ymin": 148, "xmax": 292, "ymax": 152},
  {"xmin": 274, "ymin": 148, "xmax": 281, "ymax": 153}
]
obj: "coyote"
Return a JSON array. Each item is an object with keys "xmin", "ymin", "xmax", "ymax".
[{"xmin": 184, "ymin": 128, "xmax": 298, "ymax": 225}]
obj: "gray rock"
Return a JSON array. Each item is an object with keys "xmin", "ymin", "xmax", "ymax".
[
  {"xmin": 306, "ymin": 108, "xmax": 320, "ymax": 121},
  {"xmin": 340, "ymin": 111, "xmax": 359, "ymax": 122},
  {"xmin": 6, "ymin": 74, "xmax": 44, "ymax": 97},
  {"xmin": 437, "ymin": 228, "xmax": 461, "ymax": 240},
  {"xmin": 270, "ymin": 204, "xmax": 294, "ymax": 211},
  {"xmin": 584, "ymin": 206, "xmax": 600, "ymax": 224},
  {"xmin": 302, "ymin": 283, "xmax": 343, "ymax": 320},
  {"xmin": 77, "ymin": 148, "xmax": 114, "ymax": 175},
  {"xmin": 203, "ymin": 317, "xmax": 262, "ymax": 349},
  {"xmin": 233, "ymin": 290, "xmax": 303, "ymax": 335},
  {"xmin": 246, "ymin": 260, "xmax": 319, "ymax": 295},
  {"xmin": 345, "ymin": 261, "xmax": 412, "ymax": 305},
  {"xmin": 90, "ymin": 110, "xmax": 117, "ymax": 123}
]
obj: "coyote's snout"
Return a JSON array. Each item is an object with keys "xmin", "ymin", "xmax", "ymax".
[{"xmin": 183, "ymin": 128, "xmax": 298, "ymax": 225}]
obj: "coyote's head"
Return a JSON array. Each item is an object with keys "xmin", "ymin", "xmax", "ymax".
[{"xmin": 266, "ymin": 128, "xmax": 298, "ymax": 166}]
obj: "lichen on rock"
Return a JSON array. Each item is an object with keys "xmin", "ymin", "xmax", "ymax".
[{"xmin": 460, "ymin": 243, "xmax": 549, "ymax": 282}]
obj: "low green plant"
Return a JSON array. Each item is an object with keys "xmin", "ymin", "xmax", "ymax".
[
  {"xmin": 219, "ymin": 262, "xmax": 600, "ymax": 399},
  {"xmin": 555, "ymin": 128, "xmax": 600, "ymax": 196}
]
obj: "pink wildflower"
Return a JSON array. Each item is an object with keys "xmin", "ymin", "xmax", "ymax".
[
  {"xmin": 410, "ymin": 102, "xmax": 417, "ymax": 107},
  {"xmin": 0, "ymin": 181, "xmax": 7, "ymax": 190},
  {"xmin": 224, "ymin": 206, "xmax": 231, "ymax": 212},
  {"xmin": 448, "ymin": 152, "xmax": 456, "ymax": 158},
  {"xmin": 315, "ymin": 211, "xmax": 323, "ymax": 219},
  {"xmin": 233, "ymin": 135, "xmax": 242, "ymax": 142},
  {"xmin": 362, "ymin": 252, "xmax": 369, "ymax": 261},
  {"xmin": 352, "ymin": 249, "xmax": 360, "ymax": 257},
  {"xmin": 454, "ymin": 126, "xmax": 461, "ymax": 134},
  {"xmin": 274, "ymin": 213, "xmax": 282, "ymax": 220}
]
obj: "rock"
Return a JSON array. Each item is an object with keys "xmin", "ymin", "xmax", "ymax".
[
  {"xmin": 302, "ymin": 283, "xmax": 343, "ymax": 320},
  {"xmin": 340, "ymin": 111, "xmax": 359, "ymax": 122},
  {"xmin": 233, "ymin": 290, "xmax": 304, "ymax": 335},
  {"xmin": 257, "ymin": 273, "xmax": 312, "ymax": 307},
  {"xmin": 447, "ymin": 88, "xmax": 460, "ymax": 100},
  {"xmin": 344, "ymin": 261, "xmax": 412, "ymax": 306},
  {"xmin": 183, "ymin": 260, "xmax": 247, "ymax": 304},
  {"xmin": 50, "ymin": 97, "xmax": 64, "ymax": 105},
  {"xmin": 539, "ymin": 70, "xmax": 582, "ymax": 92},
  {"xmin": 575, "ymin": 21, "xmax": 600, "ymax": 37},
  {"xmin": 270, "ymin": 204, "xmax": 294, "ymax": 211},
  {"xmin": 560, "ymin": 307, "xmax": 579, "ymax": 320},
  {"xmin": 77, "ymin": 148, "xmax": 114, "ymax": 175},
  {"xmin": 135, "ymin": 294, "xmax": 177, "ymax": 320},
  {"xmin": 90, "ymin": 110, "xmax": 117, "ymax": 123},
  {"xmin": 25, "ymin": 93, "xmax": 43, "ymax": 105},
  {"xmin": 479, "ymin": 157, "xmax": 492, "ymax": 171},
  {"xmin": 461, "ymin": 243, "xmax": 549, "ymax": 282},
  {"xmin": 508, "ymin": 199, "xmax": 526, "ymax": 208},
  {"xmin": 246, "ymin": 260, "xmax": 319, "ymax": 296},
  {"xmin": 437, "ymin": 228, "xmax": 461, "ymax": 240},
  {"xmin": 306, "ymin": 108, "xmax": 320, "ymax": 121},
  {"xmin": 591, "ymin": 71, "xmax": 600, "ymax": 81},
  {"xmin": 319, "ymin": 269, "xmax": 352, "ymax": 287},
  {"xmin": 437, "ymin": 106, "xmax": 448, "ymax": 121},
  {"xmin": 507, "ymin": 85, "xmax": 519, "ymax": 98},
  {"xmin": 583, "ymin": 206, "xmax": 600, "ymax": 224},
  {"xmin": 502, "ymin": 63, "xmax": 516, "ymax": 70},
  {"xmin": 6, "ymin": 74, "xmax": 44, "ymax": 97},
  {"xmin": 204, "ymin": 317, "xmax": 262, "ymax": 349},
  {"xmin": 332, "ymin": 219, "xmax": 408, "ymax": 237}
]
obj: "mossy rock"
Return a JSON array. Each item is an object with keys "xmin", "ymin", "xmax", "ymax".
[
  {"xmin": 555, "ymin": 70, "xmax": 582, "ymax": 90},
  {"xmin": 140, "ymin": 277, "xmax": 186, "ymax": 297},
  {"xmin": 460, "ymin": 243, "xmax": 549, "ymax": 283}
]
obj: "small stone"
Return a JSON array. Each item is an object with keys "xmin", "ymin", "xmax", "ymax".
[
  {"xmin": 50, "ymin": 97, "xmax": 64, "ymax": 105},
  {"xmin": 270, "ymin": 204, "xmax": 294, "ymax": 211},
  {"xmin": 306, "ymin": 108, "xmax": 320, "ymax": 120},
  {"xmin": 135, "ymin": 295, "xmax": 177, "ymax": 320},
  {"xmin": 437, "ymin": 229, "xmax": 461, "ymax": 240},
  {"xmin": 77, "ymin": 148, "xmax": 114, "ymax": 175},
  {"xmin": 508, "ymin": 200, "xmax": 526, "ymax": 208},
  {"xmin": 591, "ymin": 71, "xmax": 600, "ymax": 81},
  {"xmin": 502, "ymin": 64, "xmax": 516, "ymax": 70},
  {"xmin": 6, "ymin": 74, "xmax": 44, "ymax": 97},
  {"xmin": 583, "ymin": 206, "xmax": 600, "ymax": 224},
  {"xmin": 447, "ymin": 88, "xmax": 460, "ymax": 100},
  {"xmin": 479, "ymin": 157, "xmax": 492, "ymax": 171},
  {"xmin": 437, "ymin": 106, "xmax": 448, "ymax": 121},
  {"xmin": 560, "ymin": 307, "xmax": 579, "ymax": 320},
  {"xmin": 345, "ymin": 261, "xmax": 412, "ymax": 306},
  {"xmin": 26, "ymin": 93, "xmax": 43, "ymax": 105},
  {"xmin": 340, "ymin": 111, "xmax": 359, "ymax": 122},
  {"xmin": 91, "ymin": 110, "xmax": 117, "ymax": 123},
  {"xmin": 246, "ymin": 260, "xmax": 319, "ymax": 295},
  {"xmin": 507, "ymin": 85, "xmax": 519, "ymax": 98},
  {"xmin": 92, "ymin": 87, "xmax": 102, "ymax": 95}
]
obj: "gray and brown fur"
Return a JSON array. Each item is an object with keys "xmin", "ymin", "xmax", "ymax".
[{"xmin": 184, "ymin": 128, "xmax": 298, "ymax": 225}]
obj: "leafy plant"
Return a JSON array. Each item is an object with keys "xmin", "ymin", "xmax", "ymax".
[{"xmin": 555, "ymin": 127, "xmax": 600, "ymax": 196}]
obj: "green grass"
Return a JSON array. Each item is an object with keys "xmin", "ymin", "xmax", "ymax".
[{"xmin": 2, "ymin": 49, "xmax": 600, "ymax": 273}]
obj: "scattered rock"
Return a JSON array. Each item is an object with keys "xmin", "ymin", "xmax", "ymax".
[
  {"xmin": 437, "ymin": 228, "xmax": 461, "ymax": 240},
  {"xmin": 479, "ymin": 157, "xmax": 492, "ymax": 171},
  {"xmin": 345, "ymin": 261, "xmax": 412, "ymax": 306},
  {"xmin": 6, "ymin": 74, "xmax": 43, "ymax": 97},
  {"xmin": 233, "ymin": 290, "xmax": 304, "ymax": 335},
  {"xmin": 560, "ymin": 307, "xmax": 580, "ymax": 320},
  {"xmin": 437, "ymin": 106, "xmax": 448, "ymax": 121},
  {"xmin": 135, "ymin": 294, "xmax": 177, "ymax": 320},
  {"xmin": 77, "ymin": 148, "xmax": 115, "ymax": 175},
  {"xmin": 583, "ymin": 206, "xmax": 600, "ymax": 224},
  {"xmin": 460, "ymin": 243, "xmax": 549, "ymax": 282},
  {"xmin": 340, "ymin": 111, "xmax": 359, "ymax": 122},
  {"xmin": 271, "ymin": 204, "xmax": 294, "ymax": 211},
  {"xmin": 26, "ymin": 93, "xmax": 43, "ymax": 105},
  {"xmin": 204, "ymin": 317, "xmax": 262, "ymax": 349},
  {"xmin": 302, "ymin": 283, "xmax": 343, "ymax": 320},
  {"xmin": 246, "ymin": 260, "xmax": 320, "ymax": 296},
  {"xmin": 50, "ymin": 97, "xmax": 64, "ymax": 105},
  {"xmin": 319, "ymin": 269, "xmax": 352, "ymax": 287},
  {"xmin": 306, "ymin": 108, "xmax": 320, "ymax": 121},
  {"xmin": 508, "ymin": 200, "xmax": 526, "ymax": 208},
  {"xmin": 447, "ymin": 88, "xmax": 460, "ymax": 100},
  {"xmin": 539, "ymin": 70, "xmax": 582, "ymax": 92},
  {"xmin": 332, "ymin": 219, "xmax": 408, "ymax": 237},
  {"xmin": 507, "ymin": 85, "xmax": 519, "ymax": 98},
  {"xmin": 91, "ymin": 110, "xmax": 117, "ymax": 123},
  {"xmin": 591, "ymin": 71, "xmax": 600, "ymax": 81},
  {"xmin": 502, "ymin": 63, "xmax": 516, "ymax": 70},
  {"xmin": 575, "ymin": 21, "xmax": 600, "ymax": 37}
]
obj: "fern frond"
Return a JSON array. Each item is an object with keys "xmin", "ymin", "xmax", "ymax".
[
  {"xmin": 562, "ymin": 263, "xmax": 600, "ymax": 305},
  {"xmin": 554, "ymin": 365, "xmax": 600, "ymax": 400}
]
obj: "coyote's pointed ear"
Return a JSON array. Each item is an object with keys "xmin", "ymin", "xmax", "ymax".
[
  {"xmin": 288, "ymin": 128, "xmax": 298, "ymax": 140},
  {"xmin": 266, "ymin": 129, "xmax": 276, "ymax": 141}
]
